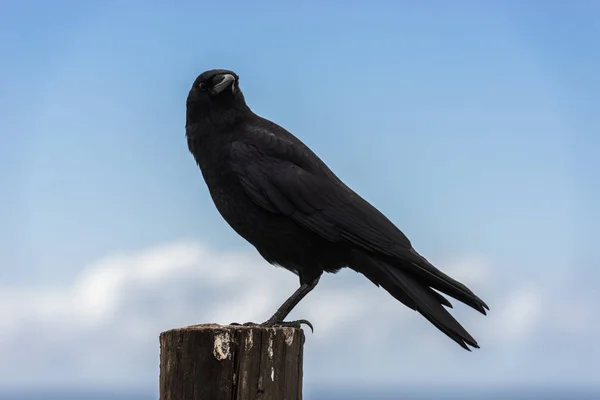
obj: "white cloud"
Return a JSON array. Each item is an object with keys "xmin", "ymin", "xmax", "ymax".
[
  {"xmin": 491, "ymin": 285, "xmax": 543, "ymax": 341},
  {"xmin": 0, "ymin": 239, "xmax": 598, "ymax": 388}
]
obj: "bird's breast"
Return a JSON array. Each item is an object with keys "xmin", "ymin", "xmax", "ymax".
[{"xmin": 187, "ymin": 129, "xmax": 346, "ymax": 273}]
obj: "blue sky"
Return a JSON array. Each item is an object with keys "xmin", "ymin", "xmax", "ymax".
[{"xmin": 1, "ymin": 0, "xmax": 599, "ymax": 391}]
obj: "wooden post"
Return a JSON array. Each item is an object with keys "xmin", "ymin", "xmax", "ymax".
[{"xmin": 159, "ymin": 324, "xmax": 305, "ymax": 400}]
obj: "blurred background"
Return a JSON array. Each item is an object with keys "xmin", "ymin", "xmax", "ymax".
[{"xmin": 1, "ymin": 0, "xmax": 599, "ymax": 399}]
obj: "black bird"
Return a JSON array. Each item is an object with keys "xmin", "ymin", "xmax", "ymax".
[{"xmin": 186, "ymin": 69, "xmax": 489, "ymax": 350}]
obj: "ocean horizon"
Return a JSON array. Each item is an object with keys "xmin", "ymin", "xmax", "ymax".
[{"xmin": 2, "ymin": 386, "xmax": 599, "ymax": 400}]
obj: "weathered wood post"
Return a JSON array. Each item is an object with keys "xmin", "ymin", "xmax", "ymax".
[{"xmin": 159, "ymin": 324, "xmax": 305, "ymax": 400}]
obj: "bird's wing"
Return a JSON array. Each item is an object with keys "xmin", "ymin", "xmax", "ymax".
[
  {"xmin": 230, "ymin": 134, "xmax": 489, "ymax": 316},
  {"xmin": 230, "ymin": 135, "xmax": 413, "ymax": 253}
]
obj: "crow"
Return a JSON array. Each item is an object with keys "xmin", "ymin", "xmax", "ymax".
[{"xmin": 185, "ymin": 68, "xmax": 489, "ymax": 350}]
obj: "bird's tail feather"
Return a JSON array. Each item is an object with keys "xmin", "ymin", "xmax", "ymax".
[
  {"xmin": 397, "ymin": 249, "xmax": 490, "ymax": 315},
  {"xmin": 350, "ymin": 249, "xmax": 480, "ymax": 350}
]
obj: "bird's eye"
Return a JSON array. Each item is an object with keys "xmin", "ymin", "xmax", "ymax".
[{"xmin": 198, "ymin": 82, "xmax": 207, "ymax": 91}]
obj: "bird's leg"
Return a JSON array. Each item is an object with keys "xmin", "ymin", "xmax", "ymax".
[
  {"xmin": 261, "ymin": 276, "xmax": 320, "ymax": 330},
  {"xmin": 231, "ymin": 276, "xmax": 320, "ymax": 332}
]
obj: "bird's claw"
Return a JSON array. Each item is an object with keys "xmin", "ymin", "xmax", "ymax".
[
  {"xmin": 229, "ymin": 319, "xmax": 314, "ymax": 333},
  {"xmin": 262, "ymin": 319, "xmax": 314, "ymax": 333}
]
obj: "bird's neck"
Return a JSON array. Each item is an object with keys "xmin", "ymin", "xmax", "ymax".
[{"xmin": 187, "ymin": 105, "xmax": 250, "ymax": 132}]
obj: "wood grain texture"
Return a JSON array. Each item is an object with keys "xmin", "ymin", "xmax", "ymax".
[{"xmin": 159, "ymin": 324, "xmax": 304, "ymax": 400}]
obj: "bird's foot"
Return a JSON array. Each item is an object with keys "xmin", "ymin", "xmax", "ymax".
[
  {"xmin": 262, "ymin": 319, "xmax": 314, "ymax": 332},
  {"xmin": 229, "ymin": 321, "xmax": 260, "ymax": 327},
  {"xmin": 230, "ymin": 319, "xmax": 313, "ymax": 332}
]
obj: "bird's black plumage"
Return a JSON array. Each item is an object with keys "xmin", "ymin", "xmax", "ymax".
[{"xmin": 186, "ymin": 69, "xmax": 489, "ymax": 350}]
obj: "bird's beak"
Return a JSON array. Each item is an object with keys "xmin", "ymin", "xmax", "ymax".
[{"xmin": 212, "ymin": 74, "xmax": 236, "ymax": 95}]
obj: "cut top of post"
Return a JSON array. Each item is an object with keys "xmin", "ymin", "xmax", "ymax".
[{"xmin": 159, "ymin": 324, "xmax": 305, "ymax": 400}]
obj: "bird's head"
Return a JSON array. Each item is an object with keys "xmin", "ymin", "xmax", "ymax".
[{"xmin": 186, "ymin": 69, "xmax": 248, "ymax": 130}]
